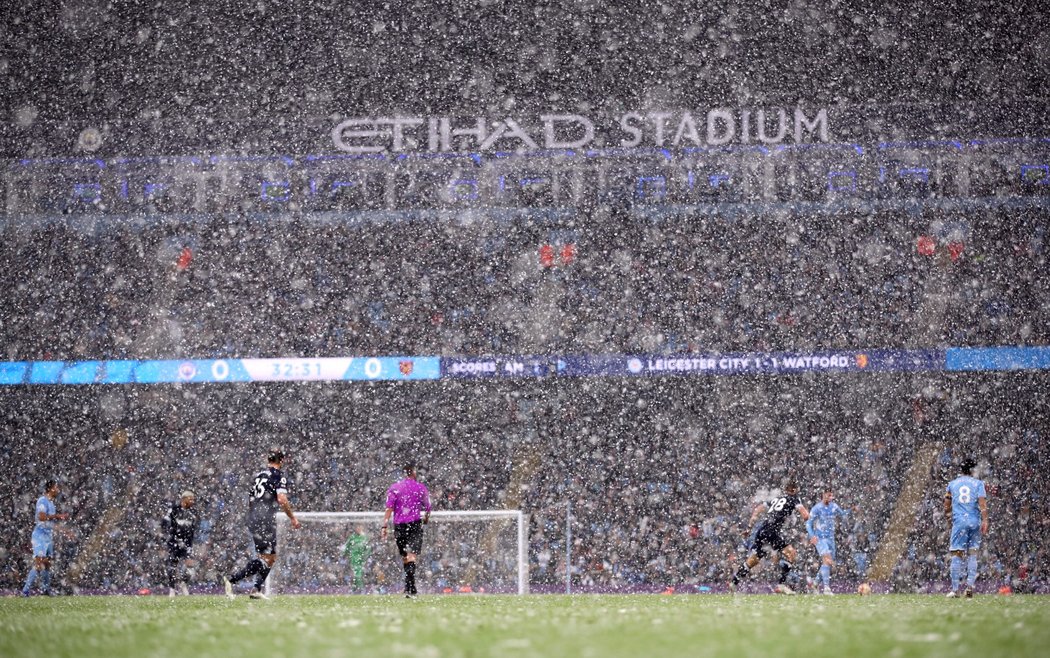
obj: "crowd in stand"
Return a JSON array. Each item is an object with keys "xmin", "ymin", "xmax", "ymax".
[
  {"xmin": 1, "ymin": 374, "xmax": 1046, "ymax": 595},
  {"xmin": 0, "ymin": 196, "xmax": 1047, "ymax": 595},
  {"xmin": 0, "ymin": 204, "xmax": 1047, "ymax": 361},
  {"xmin": 2, "ymin": 0, "xmax": 1048, "ymax": 605}
]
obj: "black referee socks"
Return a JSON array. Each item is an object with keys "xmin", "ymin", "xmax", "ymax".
[{"xmin": 404, "ymin": 562, "xmax": 417, "ymax": 595}]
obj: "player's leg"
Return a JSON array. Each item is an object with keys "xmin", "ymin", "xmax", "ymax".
[
  {"xmin": 948, "ymin": 523, "xmax": 966, "ymax": 596},
  {"xmin": 775, "ymin": 543, "xmax": 797, "ymax": 594},
  {"xmin": 819, "ymin": 554, "xmax": 834, "ymax": 593},
  {"xmin": 178, "ymin": 548, "xmax": 191, "ymax": 596},
  {"xmin": 964, "ymin": 550, "xmax": 978, "ymax": 597},
  {"xmin": 403, "ymin": 521, "xmax": 424, "ymax": 596},
  {"xmin": 948, "ymin": 549, "xmax": 965, "ymax": 596},
  {"xmin": 249, "ymin": 524, "xmax": 278, "ymax": 597},
  {"xmin": 172, "ymin": 546, "xmax": 192, "ymax": 595},
  {"xmin": 731, "ymin": 551, "xmax": 763, "ymax": 589},
  {"xmin": 228, "ymin": 556, "xmax": 267, "ymax": 587},
  {"xmin": 816, "ymin": 539, "xmax": 834, "ymax": 594},
  {"xmin": 395, "ymin": 530, "xmax": 413, "ymax": 596},
  {"xmin": 733, "ymin": 525, "xmax": 768, "ymax": 589},
  {"xmin": 229, "ymin": 557, "xmax": 266, "ymax": 584},
  {"xmin": 23, "ymin": 532, "xmax": 51, "ymax": 595},
  {"xmin": 403, "ymin": 553, "xmax": 417, "ymax": 596},
  {"xmin": 33, "ymin": 536, "xmax": 55, "ymax": 595},
  {"xmin": 227, "ymin": 525, "xmax": 271, "ymax": 597},
  {"xmin": 21, "ymin": 568, "xmax": 36, "ymax": 596},
  {"xmin": 22, "ymin": 554, "xmax": 46, "ymax": 596},
  {"xmin": 166, "ymin": 546, "xmax": 180, "ymax": 595},
  {"xmin": 395, "ymin": 521, "xmax": 422, "ymax": 597},
  {"xmin": 39, "ymin": 555, "xmax": 53, "ymax": 595},
  {"xmin": 352, "ymin": 564, "xmax": 364, "ymax": 590},
  {"xmin": 249, "ymin": 553, "xmax": 276, "ymax": 598},
  {"xmin": 964, "ymin": 526, "xmax": 981, "ymax": 597}
]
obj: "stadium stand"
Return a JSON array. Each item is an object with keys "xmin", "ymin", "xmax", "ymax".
[
  {"xmin": 0, "ymin": 371, "xmax": 1046, "ymax": 594},
  {"xmin": 0, "ymin": 159, "xmax": 1048, "ymax": 593},
  {"xmin": 0, "ymin": 0, "xmax": 1047, "ymax": 609},
  {"xmin": 0, "ymin": 205, "xmax": 1046, "ymax": 362}
]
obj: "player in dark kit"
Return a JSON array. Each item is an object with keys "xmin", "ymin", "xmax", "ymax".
[
  {"xmin": 225, "ymin": 450, "xmax": 301, "ymax": 600},
  {"xmin": 731, "ymin": 481, "xmax": 811, "ymax": 594},
  {"xmin": 163, "ymin": 490, "xmax": 200, "ymax": 596}
]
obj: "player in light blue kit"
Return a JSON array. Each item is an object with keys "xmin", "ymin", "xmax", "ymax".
[
  {"xmin": 806, "ymin": 486, "xmax": 849, "ymax": 595},
  {"xmin": 22, "ymin": 480, "xmax": 68, "ymax": 597},
  {"xmin": 944, "ymin": 457, "xmax": 988, "ymax": 598}
]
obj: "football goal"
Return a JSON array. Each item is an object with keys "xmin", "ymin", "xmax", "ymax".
[{"xmin": 268, "ymin": 510, "xmax": 528, "ymax": 595}]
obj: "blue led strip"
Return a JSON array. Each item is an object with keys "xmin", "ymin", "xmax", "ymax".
[
  {"xmin": 0, "ymin": 362, "xmax": 29, "ymax": 384},
  {"xmin": 3, "ymin": 357, "xmax": 441, "ymax": 385},
  {"xmin": 2, "ymin": 348, "xmax": 1049, "ymax": 386},
  {"xmin": 945, "ymin": 347, "xmax": 1050, "ymax": 371},
  {"xmin": 441, "ymin": 349, "xmax": 943, "ymax": 379}
]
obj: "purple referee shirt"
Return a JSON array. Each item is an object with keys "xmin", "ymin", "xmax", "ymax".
[{"xmin": 385, "ymin": 478, "xmax": 431, "ymax": 524}]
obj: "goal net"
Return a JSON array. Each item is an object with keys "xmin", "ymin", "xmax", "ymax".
[{"xmin": 268, "ymin": 510, "xmax": 528, "ymax": 595}]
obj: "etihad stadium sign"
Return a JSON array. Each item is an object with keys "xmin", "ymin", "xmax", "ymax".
[{"xmin": 332, "ymin": 108, "xmax": 829, "ymax": 154}]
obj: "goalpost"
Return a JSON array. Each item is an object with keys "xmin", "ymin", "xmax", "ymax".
[{"xmin": 268, "ymin": 510, "xmax": 528, "ymax": 596}]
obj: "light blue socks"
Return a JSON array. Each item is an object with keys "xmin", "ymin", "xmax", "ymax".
[
  {"xmin": 22, "ymin": 568, "xmax": 38, "ymax": 594},
  {"xmin": 950, "ymin": 556, "xmax": 963, "ymax": 591}
]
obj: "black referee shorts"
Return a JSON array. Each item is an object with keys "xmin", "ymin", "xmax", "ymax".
[
  {"xmin": 394, "ymin": 520, "xmax": 424, "ymax": 558},
  {"xmin": 751, "ymin": 523, "xmax": 789, "ymax": 559}
]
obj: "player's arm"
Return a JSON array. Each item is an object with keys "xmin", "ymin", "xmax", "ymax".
[
  {"xmin": 423, "ymin": 488, "xmax": 432, "ymax": 525},
  {"xmin": 276, "ymin": 492, "xmax": 301, "ymax": 529},
  {"xmin": 381, "ymin": 507, "xmax": 393, "ymax": 539},
  {"xmin": 943, "ymin": 491, "xmax": 953, "ymax": 525},
  {"xmin": 37, "ymin": 508, "xmax": 68, "ymax": 522},
  {"xmin": 978, "ymin": 495, "xmax": 989, "ymax": 534},
  {"xmin": 381, "ymin": 486, "xmax": 398, "ymax": 538},
  {"xmin": 748, "ymin": 503, "xmax": 764, "ymax": 525},
  {"xmin": 796, "ymin": 504, "xmax": 810, "ymax": 522},
  {"xmin": 806, "ymin": 515, "xmax": 817, "ymax": 545}
]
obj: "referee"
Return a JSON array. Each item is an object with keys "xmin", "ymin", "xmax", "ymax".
[{"xmin": 381, "ymin": 463, "xmax": 431, "ymax": 598}]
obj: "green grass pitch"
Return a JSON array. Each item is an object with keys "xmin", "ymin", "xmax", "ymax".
[{"xmin": 1, "ymin": 594, "xmax": 1047, "ymax": 658}]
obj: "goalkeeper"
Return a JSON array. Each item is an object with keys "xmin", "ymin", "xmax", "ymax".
[{"xmin": 342, "ymin": 525, "xmax": 371, "ymax": 591}]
